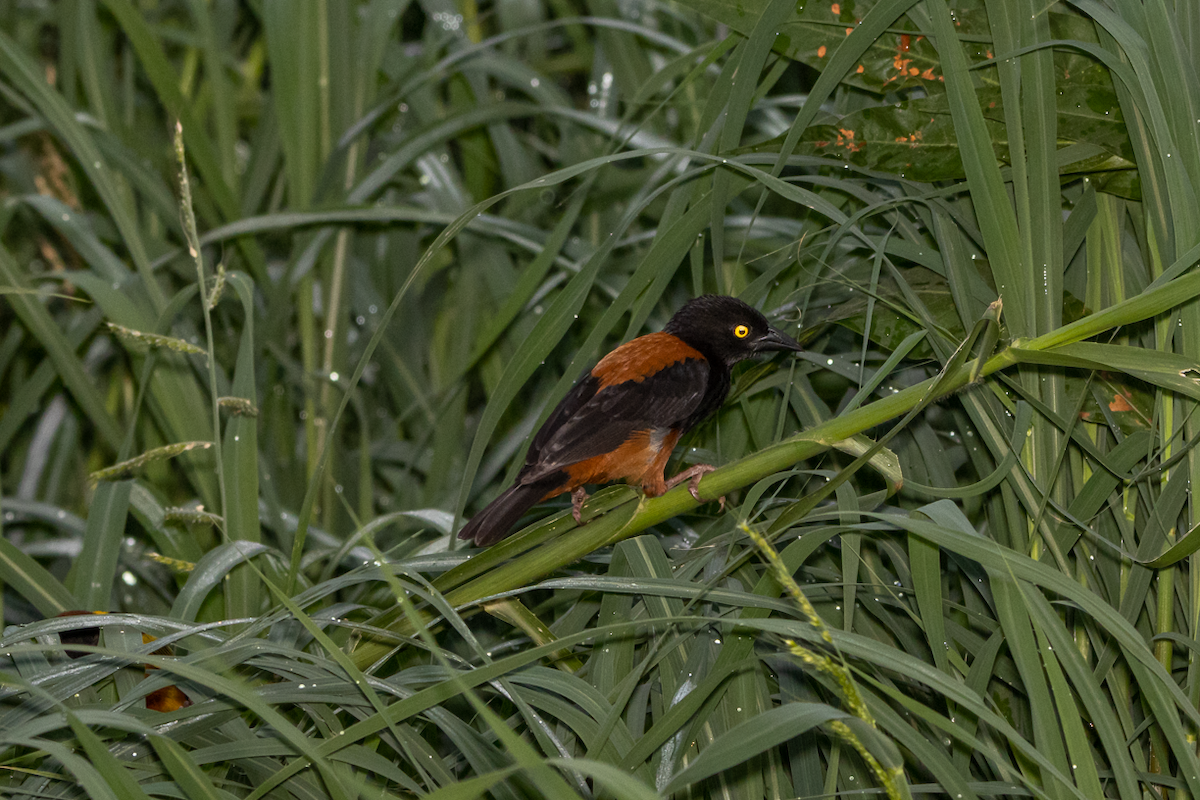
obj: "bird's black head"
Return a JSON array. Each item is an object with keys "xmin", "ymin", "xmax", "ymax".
[{"xmin": 664, "ymin": 295, "xmax": 802, "ymax": 366}]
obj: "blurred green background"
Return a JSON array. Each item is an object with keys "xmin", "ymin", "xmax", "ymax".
[{"xmin": 2, "ymin": 0, "xmax": 1200, "ymax": 797}]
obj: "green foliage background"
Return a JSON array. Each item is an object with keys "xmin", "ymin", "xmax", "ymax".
[{"xmin": 2, "ymin": 0, "xmax": 1200, "ymax": 797}]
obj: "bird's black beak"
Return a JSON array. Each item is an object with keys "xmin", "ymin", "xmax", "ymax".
[{"xmin": 755, "ymin": 326, "xmax": 804, "ymax": 354}]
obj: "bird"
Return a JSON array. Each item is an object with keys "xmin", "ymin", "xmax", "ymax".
[
  {"xmin": 457, "ymin": 295, "xmax": 803, "ymax": 547},
  {"xmin": 55, "ymin": 611, "xmax": 192, "ymax": 712}
]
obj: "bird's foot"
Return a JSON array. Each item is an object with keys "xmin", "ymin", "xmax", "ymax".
[
  {"xmin": 571, "ymin": 486, "xmax": 590, "ymax": 524},
  {"xmin": 666, "ymin": 464, "xmax": 725, "ymax": 511}
]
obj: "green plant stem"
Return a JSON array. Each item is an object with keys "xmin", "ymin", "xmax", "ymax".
[
  {"xmin": 349, "ymin": 346, "xmax": 1015, "ymax": 668},
  {"xmin": 349, "ymin": 253, "xmax": 1200, "ymax": 668},
  {"xmin": 174, "ymin": 123, "xmax": 228, "ymax": 532}
]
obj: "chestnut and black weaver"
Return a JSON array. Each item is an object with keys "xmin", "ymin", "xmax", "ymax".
[{"xmin": 457, "ymin": 295, "xmax": 803, "ymax": 546}]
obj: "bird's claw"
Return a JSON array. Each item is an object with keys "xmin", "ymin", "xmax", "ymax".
[
  {"xmin": 686, "ymin": 477, "xmax": 726, "ymax": 511},
  {"xmin": 571, "ymin": 486, "xmax": 590, "ymax": 524},
  {"xmin": 669, "ymin": 464, "xmax": 725, "ymax": 510}
]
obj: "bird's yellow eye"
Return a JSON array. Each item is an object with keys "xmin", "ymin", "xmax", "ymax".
[{"xmin": 734, "ymin": 324, "xmax": 750, "ymax": 339}]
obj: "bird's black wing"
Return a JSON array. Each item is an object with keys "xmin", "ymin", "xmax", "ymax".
[
  {"xmin": 524, "ymin": 370, "xmax": 601, "ymax": 470},
  {"xmin": 519, "ymin": 357, "xmax": 709, "ymax": 484}
]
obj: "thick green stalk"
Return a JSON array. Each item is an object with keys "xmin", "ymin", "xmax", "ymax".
[
  {"xmin": 349, "ymin": 261, "xmax": 1200, "ymax": 667},
  {"xmin": 350, "ymin": 347, "xmax": 1015, "ymax": 668}
]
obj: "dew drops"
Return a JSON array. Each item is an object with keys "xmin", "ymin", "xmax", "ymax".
[{"xmin": 430, "ymin": 10, "xmax": 463, "ymax": 31}]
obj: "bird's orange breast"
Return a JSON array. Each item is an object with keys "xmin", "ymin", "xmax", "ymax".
[{"xmin": 554, "ymin": 428, "xmax": 682, "ymax": 498}]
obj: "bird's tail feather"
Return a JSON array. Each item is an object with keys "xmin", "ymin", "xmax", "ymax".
[{"xmin": 458, "ymin": 476, "xmax": 563, "ymax": 547}]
